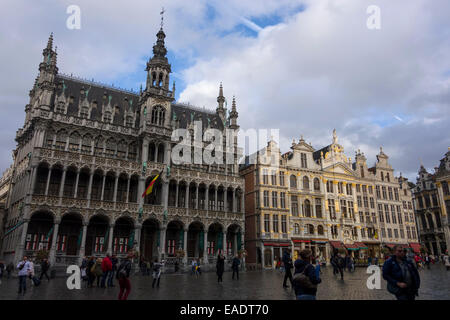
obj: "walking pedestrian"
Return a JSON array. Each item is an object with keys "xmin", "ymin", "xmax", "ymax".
[
  {"xmin": 6, "ymin": 262, "xmax": 14, "ymax": 279},
  {"xmin": 28, "ymin": 259, "xmax": 35, "ymax": 286},
  {"xmin": 101, "ymin": 254, "xmax": 112, "ymax": 288},
  {"xmin": 108, "ymin": 255, "xmax": 118, "ymax": 287},
  {"xmin": 336, "ymin": 253, "xmax": 345, "ymax": 280},
  {"xmin": 87, "ymin": 257, "xmax": 95, "ymax": 287},
  {"xmin": 94, "ymin": 257, "xmax": 103, "ymax": 287},
  {"xmin": 80, "ymin": 256, "xmax": 88, "ymax": 285},
  {"xmin": 191, "ymin": 259, "xmax": 197, "ymax": 276},
  {"xmin": 231, "ymin": 254, "xmax": 241, "ymax": 280},
  {"xmin": 282, "ymin": 251, "xmax": 293, "ymax": 288},
  {"xmin": 292, "ymin": 249, "xmax": 321, "ymax": 300},
  {"xmin": 383, "ymin": 245, "xmax": 420, "ymax": 300},
  {"xmin": 444, "ymin": 252, "xmax": 450, "ymax": 271},
  {"xmin": 152, "ymin": 258, "xmax": 163, "ymax": 288},
  {"xmin": 39, "ymin": 258, "xmax": 50, "ymax": 281},
  {"xmin": 330, "ymin": 254, "xmax": 338, "ymax": 275},
  {"xmin": 117, "ymin": 254, "xmax": 132, "ymax": 300},
  {"xmin": 424, "ymin": 255, "xmax": 431, "ymax": 269},
  {"xmin": 17, "ymin": 256, "xmax": 31, "ymax": 295},
  {"xmin": 216, "ymin": 253, "xmax": 225, "ymax": 283}
]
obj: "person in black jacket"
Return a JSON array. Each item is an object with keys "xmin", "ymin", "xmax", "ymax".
[
  {"xmin": 336, "ymin": 254, "xmax": 345, "ymax": 280},
  {"xmin": 382, "ymin": 245, "xmax": 420, "ymax": 300},
  {"xmin": 293, "ymin": 249, "xmax": 321, "ymax": 300},
  {"xmin": 231, "ymin": 255, "xmax": 241, "ymax": 280},
  {"xmin": 282, "ymin": 251, "xmax": 293, "ymax": 288},
  {"xmin": 39, "ymin": 258, "xmax": 50, "ymax": 281},
  {"xmin": 216, "ymin": 253, "xmax": 225, "ymax": 283}
]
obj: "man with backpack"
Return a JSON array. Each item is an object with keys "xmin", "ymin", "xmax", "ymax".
[
  {"xmin": 116, "ymin": 253, "xmax": 132, "ymax": 300},
  {"xmin": 292, "ymin": 249, "xmax": 322, "ymax": 300},
  {"xmin": 17, "ymin": 256, "xmax": 31, "ymax": 295}
]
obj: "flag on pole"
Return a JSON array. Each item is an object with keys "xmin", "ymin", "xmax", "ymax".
[
  {"xmin": 45, "ymin": 226, "xmax": 54, "ymax": 241},
  {"xmin": 142, "ymin": 170, "xmax": 163, "ymax": 198}
]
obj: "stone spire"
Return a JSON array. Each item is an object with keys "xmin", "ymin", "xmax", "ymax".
[
  {"xmin": 229, "ymin": 96, "xmax": 239, "ymax": 129},
  {"xmin": 216, "ymin": 82, "xmax": 226, "ymax": 122}
]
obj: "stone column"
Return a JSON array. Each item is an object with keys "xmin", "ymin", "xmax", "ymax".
[
  {"xmin": 203, "ymin": 231, "xmax": 209, "ymax": 264},
  {"xmin": 195, "ymin": 185, "xmax": 199, "ymax": 209},
  {"xmin": 113, "ymin": 173, "xmax": 119, "ymax": 202},
  {"xmin": 241, "ymin": 190, "xmax": 245, "ymax": 213},
  {"xmin": 86, "ymin": 171, "xmax": 94, "ymax": 206},
  {"xmin": 15, "ymin": 219, "xmax": 30, "ymax": 263},
  {"xmin": 223, "ymin": 231, "xmax": 227, "ymax": 256},
  {"xmin": 261, "ymin": 243, "xmax": 265, "ymax": 268},
  {"xmin": 126, "ymin": 177, "xmax": 130, "ymax": 203},
  {"xmin": 73, "ymin": 169, "xmax": 80, "ymax": 198},
  {"xmin": 100, "ymin": 174, "xmax": 106, "ymax": 201},
  {"xmin": 160, "ymin": 226, "xmax": 167, "ymax": 259},
  {"xmin": 58, "ymin": 167, "xmax": 67, "ymax": 198},
  {"xmin": 215, "ymin": 187, "xmax": 218, "ymax": 211},
  {"xmin": 183, "ymin": 228, "xmax": 188, "ymax": 263},
  {"xmin": 154, "ymin": 143, "xmax": 158, "ymax": 163},
  {"xmin": 233, "ymin": 233, "xmax": 237, "ymax": 255},
  {"xmin": 134, "ymin": 224, "xmax": 142, "ymax": 252},
  {"xmin": 232, "ymin": 189, "xmax": 236, "ymax": 213},
  {"xmin": 205, "ymin": 186, "xmax": 209, "ymax": 211},
  {"xmin": 175, "ymin": 181, "xmax": 179, "ymax": 207},
  {"xmin": 29, "ymin": 165, "xmax": 38, "ymax": 196},
  {"xmin": 44, "ymin": 168, "xmax": 52, "ymax": 196},
  {"xmin": 78, "ymin": 221, "xmax": 88, "ymax": 265},
  {"xmin": 49, "ymin": 220, "xmax": 60, "ymax": 265},
  {"xmin": 107, "ymin": 224, "xmax": 114, "ymax": 255},
  {"xmin": 271, "ymin": 246, "xmax": 274, "ymax": 269},
  {"xmin": 185, "ymin": 184, "xmax": 190, "ymax": 209}
]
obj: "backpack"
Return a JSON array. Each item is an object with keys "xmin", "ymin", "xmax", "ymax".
[
  {"xmin": 117, "ymin": 261, "xmax": 129, "ymax": 279},
  {"xmin": 293, "ymin": 264, "xmax": 317, "ymax": 290}
]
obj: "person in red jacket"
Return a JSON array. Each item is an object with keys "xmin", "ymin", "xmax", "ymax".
[{"xmin": 100, "ymin": 254, "xmax": 113, "ymax": 288}]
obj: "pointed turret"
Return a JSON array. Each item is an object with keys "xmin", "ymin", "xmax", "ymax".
[
  {"xmin": 216, "ymin": 82, "xmax": 226, "ymax": 122},
  {"xmin": 229, "ymin": 96, "xmax": 239, "ymax": 129}
]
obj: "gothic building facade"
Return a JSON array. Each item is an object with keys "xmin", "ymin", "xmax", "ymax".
[
  {"xmin": 412, "ymin": 149, "xmax": 450, "ymax": 255},
  {"xmin": 240, "ymin": 131, "xmax": 420, "ymax": 270},
  {"xmin": 0, "ymin": 27, "xmax": 245, "ymax": 267}
]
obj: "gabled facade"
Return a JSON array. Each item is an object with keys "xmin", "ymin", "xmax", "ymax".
[{"xmin": 240, "ymin": 130, "xmax": 419, "ymax": 269}]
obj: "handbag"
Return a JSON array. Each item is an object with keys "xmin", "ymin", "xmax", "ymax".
[{"xmin": 293, "ymin": 265, "xmax": 317, "ymax": 290}]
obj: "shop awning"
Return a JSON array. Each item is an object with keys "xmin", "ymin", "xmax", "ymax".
[
  {"xmin": 344, "ymin": 243, "xmax": 359, "ymax": 250},
  {"xmin": 385, "ymin": 243, "xmax": 396, "ymax": 249},
  {"xmin": 263, "ymin": 242, "xmax": 291, "ymax": 247},
  {"xmin": 311, "ymin": 240, "xmax": 328, "ymax": 244},
  {"xmin": 409, "ymin": 243, "xmax": 421, "ymax": 253},
  {"xmin": 355, "ymin": 242, "xmax": 368, "ymax": 250},
  {"xmin": 292, "ymin": 239, "xmax": 311, "ymax": 243},
  {"xmin": 330, "ymin": 241, "xmax": 344, "ymax": 249}
]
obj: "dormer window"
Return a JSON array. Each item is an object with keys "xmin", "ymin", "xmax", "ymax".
[
  {"xmin": 56, "ymin": 101, "xmax": 65, "ymax": 113},
  {"xmin": 300, "ymin": 153, "xmax": 307, "ymax": 168}
]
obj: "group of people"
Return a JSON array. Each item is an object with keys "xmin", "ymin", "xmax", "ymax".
[
  {"xmin": 14, "ymin": 256, "xmax": 51, "ymax": 295},
  {"xmin": 215, "ymin": 253, "xmax": 241, "ymax": 282},
  {"xmin": 330, "ymin": 253, "xmax": 356, "ymax": 280}
]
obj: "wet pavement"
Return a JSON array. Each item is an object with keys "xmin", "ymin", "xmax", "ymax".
[{"xmin": 0, "ymin": 263, "xmax": 448, "ymax": 300}]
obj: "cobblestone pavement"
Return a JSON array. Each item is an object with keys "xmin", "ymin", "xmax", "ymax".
[{"xmin": 0, "ymin": 264, "xmax": 448, "ymax": 300}]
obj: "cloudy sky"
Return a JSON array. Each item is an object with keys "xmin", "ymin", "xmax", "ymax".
[{"xmin": 1, "ymin": 0, "xmax": 449, "ymax": 182}]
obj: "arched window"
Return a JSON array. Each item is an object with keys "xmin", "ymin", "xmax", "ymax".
[
  {"xmin": 104, "ymin": 111, "xmax": 112, "ymax": 123},
  {"xmin": 313, "ymin": 178, "xmax": 320, "ymax": 191},
  {"xmin": 81, "ymin": 134, "xmax": 92, "ymax": 154},
  {"xmin": 151, "ymin": 106, "xmax": 165, "ymax": 126},
  {"xmin": 305, "ymin": 224, "xmax": 314, "ymax": 235},
  {"xmin": 55, "ymin": 130, "xmax": 67, "ymax": 150},
  {"xmin": 315, "ymin": 198, "xmax": 322, "ymax": 218},
  {"xmin": 126, "ymin": 115, "xmax": 133, "ymax": 127},
  {"xmin": 304, "ymin": 200, "xmax": 311, "ymax": 217},
  {"xmin": 105, "ymin": 138, "xmax": 116, "ymax": 157},
  {"xmin": 68, "ymin": 132, "xmax": 80, "ymax": 152},
  {"xmin": 294, "ymin": 224, "xmax": 300, "ymax": 235},
  {"xmin": 290, "ymin": 175, "xmax": 297, "ymax": 189},
  {"xmin": 45, "ymin": 130, "xmax": 55, "ymax": 148},
  {"xmin": 80, "ymin": 105, "xmax": 89, "ymax": 119},
  {"xmin": 317, "ymin": 225, "xmax": 324, "ymax": 235},
  {"xmin": 303, "ymin": 176, "xmax": 310, "ymax": 190}
]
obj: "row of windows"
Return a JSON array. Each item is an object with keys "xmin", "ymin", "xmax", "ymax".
[
  {"xmin": 263, "ymin": 214, "xmax": 288, "ymax": 233},
  {"xmin": 417, "ymin": 193, "xmax": 439, "ymax": 209},
  {"xmin": 381, "ymin": 226, "xmax": 417, "ymax": 239},
  {"xmin": 376, "ymin": 186, "xmax": 400, "ymax": 201},
  {"xmin": 292, "ymin": 223, "xmax": 324, "ymax": 236}
]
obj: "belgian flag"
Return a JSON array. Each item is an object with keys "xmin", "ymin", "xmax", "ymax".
[{"xmin": 142, "ymin": 170, "xmax": 163, "ymax": 198}]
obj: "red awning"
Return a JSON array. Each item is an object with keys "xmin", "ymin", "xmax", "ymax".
[
  {"xmin": 344, "ymin": 243, "xmax": 359, "ymax": 249},
  {"xmin": 385, "ymin": 243, "xmax": 396, "ymax": 248},
  {"xmin": 409, "ymin": 243, "xmax": 421, "ymax": 253},
  {"xmin": 263, "ymin": 242, "xmax": 291, "ymax": 247},
  {"xmin": 330, "ymin": 241, "xmax": 344, "ymax": 249},
  {"xmin": 355, "ymin": 242, "xmax": 369, "ymax": 249},
  {"xmin": 292, "ymin": 239, "xmax": 311, "ymax": 243}
]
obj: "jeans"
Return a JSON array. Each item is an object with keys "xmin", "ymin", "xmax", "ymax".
[
  {"xmin": 18, "ymin": 275, "xmax": 27, "ymax": 293},
  {"xmin": 232, "ymin": 269, "xmax": 239, "ymax": 280},
  {"xmin": 100, "ymin": 270, "xmax": 109, "ymax": 288},
  {"xmin": 297, "ymin": 294, "xmax": 316, "ymax": 300},
  {"xmin": 152, "ymin": 277, "xmax": 160, "ymax": 288},
  {"xmin": 107, "ymin": 270, "xmax": 115, "ymax": 287},
  {"xmin": 283, "ymin": 269, "xmax": 293, "ymax": 287},
  {"xmin": 118, "ymin": 278, "xmax": 131, "ymax": 300}
]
